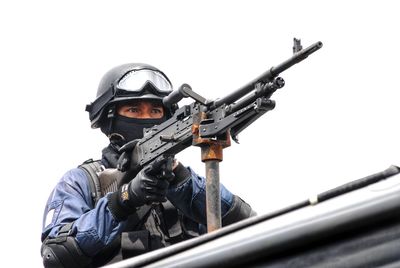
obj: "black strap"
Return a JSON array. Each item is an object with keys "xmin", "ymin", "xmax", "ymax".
[
  {"xmin": 53, "ymin": 222, "xmax": 75, "ymax": 243},
  {"xmin": 126, "ymin": 205, "xmax": 153, "ymax": 230},
  {"xmin": 161, "ymin": 201, "xmax": 183, "ymax": 240},
  {"xmin": 78, "ymin": 159, "xmax": 103, "ymax": 205}
]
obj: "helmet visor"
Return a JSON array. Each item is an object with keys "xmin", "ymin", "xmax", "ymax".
[{"xmin": 116, "ymin": 69, "xmax": 172, "ymax": 96}]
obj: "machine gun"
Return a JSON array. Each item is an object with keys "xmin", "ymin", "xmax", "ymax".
[{"xmin": 123, "ymin": 39, "xmax": 323, "ymax": 232}]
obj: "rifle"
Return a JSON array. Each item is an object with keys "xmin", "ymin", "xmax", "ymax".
[{"xmin": 123, "ymin": 39, "xmax": 323, "ymax": 232}]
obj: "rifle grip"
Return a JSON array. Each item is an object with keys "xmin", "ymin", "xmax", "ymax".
[{"xmin": 145, "ymin": 155, "xmax": 175, "ymax": 182}]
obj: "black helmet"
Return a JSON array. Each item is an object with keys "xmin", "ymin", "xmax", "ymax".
[{"xmin": 86, "ymin": 63, "xmax": 173, "ymax": 129}]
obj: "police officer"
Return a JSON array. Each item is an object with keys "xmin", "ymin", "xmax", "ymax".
[{"xmin": 41, "ymin": 63, "xmax": 255, "ymax": 267}]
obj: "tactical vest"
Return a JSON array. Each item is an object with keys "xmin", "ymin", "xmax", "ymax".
[{"xmin": 78, "ymin": 159, "xmax": 201, "ymax": 265}]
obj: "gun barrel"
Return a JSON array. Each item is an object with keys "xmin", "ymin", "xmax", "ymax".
[
  {"xmin": 272, "ymin": 41, "xmax": 323, "ymax": 75},
  {"xmin": 211, "ymin": 41, "xmax": 323, "ymax": 109}
]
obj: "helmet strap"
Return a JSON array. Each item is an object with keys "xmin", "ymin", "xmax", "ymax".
[{"xmin": 106, "ymin": 104, "xmax": 116, "ymax": 135}]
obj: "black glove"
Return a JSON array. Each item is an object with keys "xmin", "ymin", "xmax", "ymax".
[
  {"xmin": 116, "ymin": 139, "xmax": 139, "ymax": 172},
  {"xmin": 108, "ymin": 167, "xmax": 170, "ymax": 221},
  {"xmin": 124, "ymin": 168, "xmax": 170, "ymax": 206},
  {"xmin": 169, "ymin": 161, "xmax": 192, "ymax": 187}
]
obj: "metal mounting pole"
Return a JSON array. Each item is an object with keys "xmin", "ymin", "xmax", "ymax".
[
  {"xmin": 201, "ymin": 144, "xmax": 223, "ymax": 232},
  {"xmin": 193, "ymin": 111, "xmax": 231, "ymax": 233}
]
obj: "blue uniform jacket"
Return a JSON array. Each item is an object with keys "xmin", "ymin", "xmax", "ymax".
[{"xmin": 41, "ymin": 161, "xmax": 234, "ymax": 257}]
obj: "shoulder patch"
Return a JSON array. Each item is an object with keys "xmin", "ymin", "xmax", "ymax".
[{"xmin": 45, "ymin": 209, "xmax": 55, "ymax": 228}]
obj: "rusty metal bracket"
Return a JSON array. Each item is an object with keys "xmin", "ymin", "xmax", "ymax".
[{"xmin": 192, "ymin": 111, "xmax": 231, "ymax": 232}]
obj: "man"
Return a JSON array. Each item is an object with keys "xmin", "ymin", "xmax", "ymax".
[{"xmin": 41, "ymin": 63, "xmax": 255, "ymax": 267}]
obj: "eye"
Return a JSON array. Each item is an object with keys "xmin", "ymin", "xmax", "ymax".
[
  {"xmin": 127, "ymin": 106, "xmax": 140, "ymax": 113},
  {"xmin": 151, "ymin": 108, "xmax": 163, "ymax": 114}
]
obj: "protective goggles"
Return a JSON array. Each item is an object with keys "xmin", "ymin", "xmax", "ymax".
[
  {"xmin": 116, "ymin": 69, "xmax": 172, "ymax": 96},
  {"xmin": 87, "ymin": 69, "xmax": 172, "ymax": 121}
]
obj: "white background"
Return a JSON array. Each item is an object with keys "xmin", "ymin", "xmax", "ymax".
[{"xmin": 1, "ymin": 0, "xmax": 399, "ymax": 266}]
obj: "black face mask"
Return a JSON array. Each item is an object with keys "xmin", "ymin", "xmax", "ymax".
[{"xmin": 110, "ymin": 115, "xmax": 166, "ymax": 143}]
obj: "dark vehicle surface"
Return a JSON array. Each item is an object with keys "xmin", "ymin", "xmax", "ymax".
[{"xmin": 105, "ymin": 166, "xmax": 400, "ymax": 268}]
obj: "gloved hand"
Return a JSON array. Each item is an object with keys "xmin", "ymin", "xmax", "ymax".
[
  {"xmin": 121, "ymin": 168, "xmax": 170, "ymax": 207},
  {"xmin": 117, "ymin": 139, "xmax": 139, "ymax": 172},
  {"xmin": 116, "ymin": 140, "xmax": 190, "ymax": 187},
  {"xmin": 107, "ymin": 166, "xmax": 170, "ymax": 221}
]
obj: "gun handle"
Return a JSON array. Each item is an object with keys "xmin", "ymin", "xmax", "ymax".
[{"xmin": 145, "ymin": 155, "xmax": 175, "ymax": 182}]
